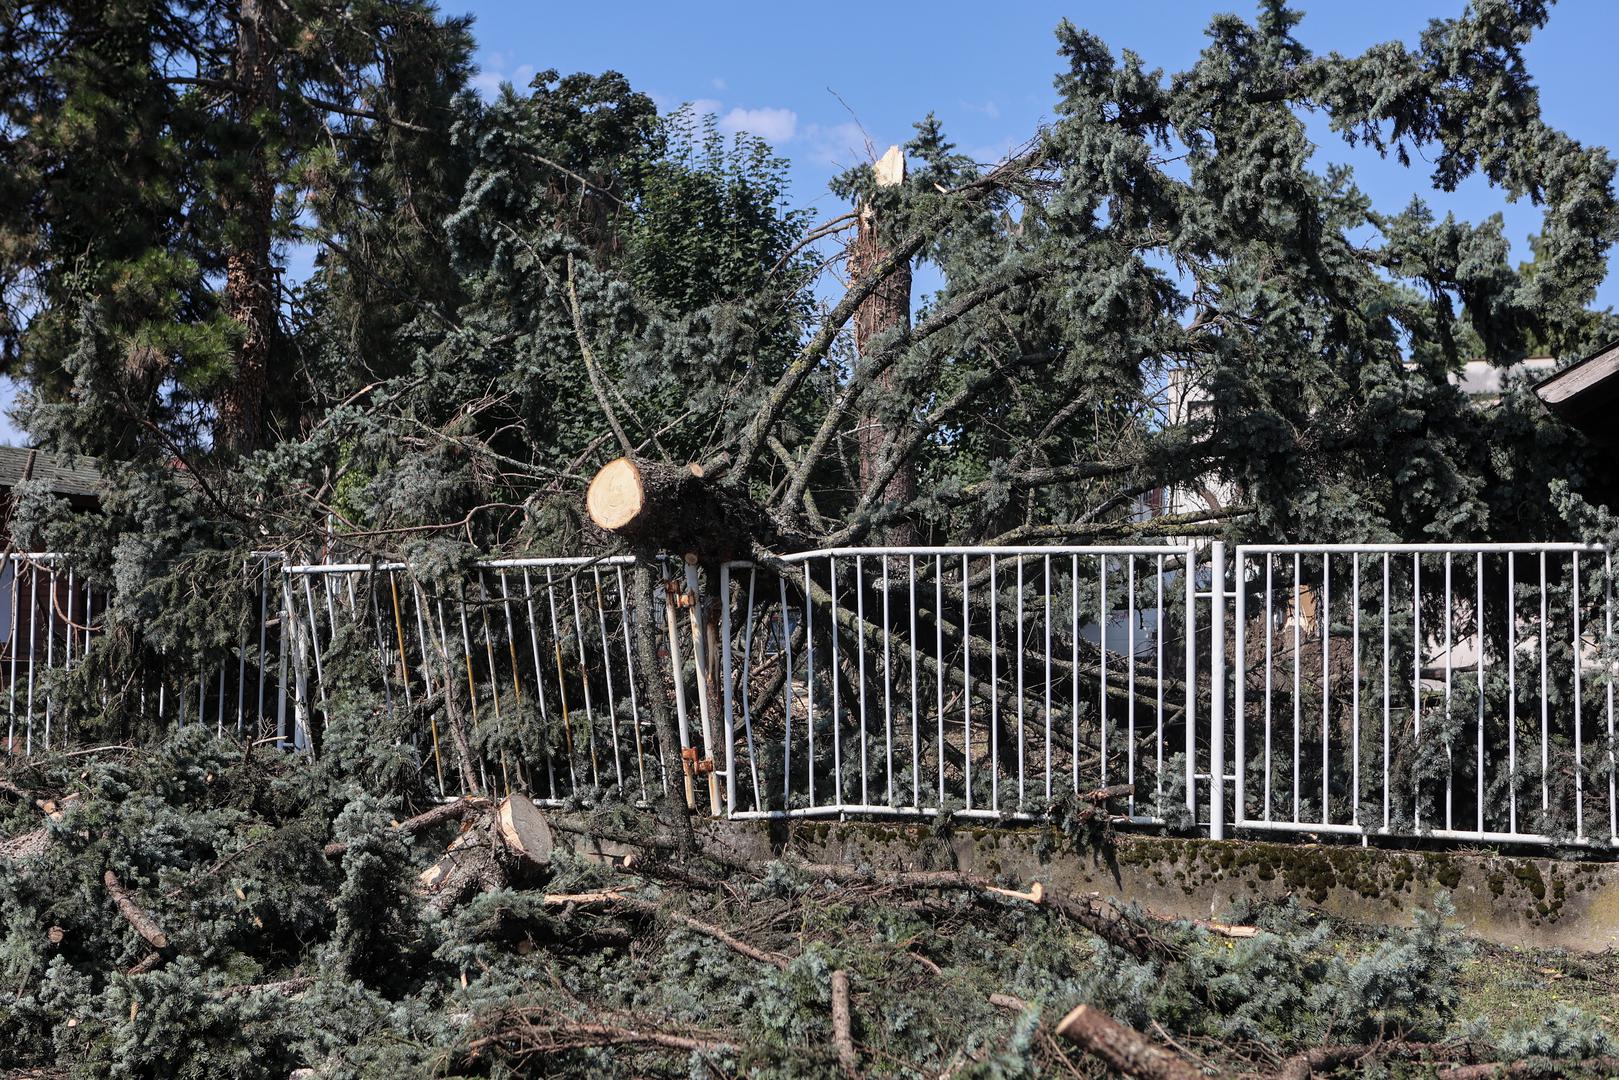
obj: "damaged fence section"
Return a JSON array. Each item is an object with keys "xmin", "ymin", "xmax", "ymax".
[{"xmin": 4, "ymin": 541, "xmax": 1618, "ymax": 851}]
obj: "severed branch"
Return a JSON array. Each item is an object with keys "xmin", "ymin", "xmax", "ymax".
[
  {"xmin": 104, "ymin": 869, "xmax": 170, "ymax": 960},
  {"xmin": 466, "ymin": 1010, "xmax": 736, "ymax": 1062},
  {"xmin": 565, "ymin": 254, "xmax": 636, "ymax": 461},
  {"xmin": 1273, "ymin": 1041, "xmax": 1457, "ymax": 1080},
  {"xmin": 539, "ymin": 889, "xmax": 790, "ymax": 971},
  {"xmin": 322, "ymin": 796, "xmax": 494, "ymax": 857},
  {"xmin": 831, "ymin": 969, "xmax": 859, "ymax": 1077},
  {"xmin": 1052, "ymin": 1004, "xmax": 1204, "ymax": 1080}
]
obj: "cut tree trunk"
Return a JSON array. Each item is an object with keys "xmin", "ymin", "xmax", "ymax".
[
  {"xmin": 586, "ymin": 456, "xmax": 769, "ymax": 561},
  {"xmin": 416, "ymin": 794, "xmax": 554, "ymax": 914},
  {"xmin": 103, "ymin": 870, "xmax": 170, "ymax": 953},
  {"xmin": 850, "ymin": 144, "xmax": 918, "ymax": 547}
]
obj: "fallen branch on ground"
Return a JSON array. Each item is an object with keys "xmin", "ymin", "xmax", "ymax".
[
  {"xmin": 1052, "ymin": 1004, "xmax": 1203, "ymax": 1080},
  {"xmin": 103, "ymin": 869, "xmax": 169, "ymax": 953},
  {"xmin": 323, "ymin": 795, "xmax": 494, "ymax": 857},
  {"xmin": 831, "ymin": 969, "xmax": 858, "ymax": 1077},
  {"xmin": 782, "ymin": 856, "xmax": 1178, "ymax": 962}
]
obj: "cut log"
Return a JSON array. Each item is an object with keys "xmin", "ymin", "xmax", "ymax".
[
  {"xmin": 1052, "ymin": 1004, "xmax": 1202, "ymax": 1080},
  {"xmin": 495, "ymin": 793, "xmax": 553, "ymax": 868},
  {"xmin": 587, "ymin": 458, "xmax": 702, "ymax": 541},
  {"xmin": 417, "ymin": 796, "xmax": 555, "ymax": 914},
  {"xmin": 584, "ymin": 455, "xmax": 778, "ymax": 560}
]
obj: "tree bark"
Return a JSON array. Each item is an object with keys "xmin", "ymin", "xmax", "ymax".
[
  {"xmin": 849, "ymin": 145, "xmax": 917, "ymax": 546},
  {"xmin": 215, "ymin": 0, "xmax": 278, "ymax": 453},
  {"xmin": 103, "ymin": 869, "xmax": 170, "ymax": 952}
]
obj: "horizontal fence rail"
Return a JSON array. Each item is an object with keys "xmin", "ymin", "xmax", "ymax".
[{"xmin": 6, "ymin": 541, "xmax": 1616, "ymax": 852}]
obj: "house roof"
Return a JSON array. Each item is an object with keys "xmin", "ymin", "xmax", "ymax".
[
  {"xmin": 1534, "ymin": 338, "xmax": 1619, "ymax": 444},
  {"xmin": 0, "ymin": 447, "xmax": 102, "ymax": 499}
]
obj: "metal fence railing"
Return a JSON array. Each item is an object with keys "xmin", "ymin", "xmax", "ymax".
[
  {"xmin": 716, "ymin": 545, "xmax": 1206, "ymax": 824},
  {"xmin": 7, "ymin": 541, "xmax": 1616, "ymax": 851},
  {"xmin": 1228, "ymin": 543, "xmax": 1615, "ymax": 848},
  {"xmin": 280, "ymin": 556, "xmax": 663, "ymax": 807}
]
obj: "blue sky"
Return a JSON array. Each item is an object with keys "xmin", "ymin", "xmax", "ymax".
[
  {"xmin": 5, "ymin": 1, "xmax": 1616, "ymax": 444},
  {"xmin": 458, "ymin": 0, "xmax": 1619, "ymax": 300}
]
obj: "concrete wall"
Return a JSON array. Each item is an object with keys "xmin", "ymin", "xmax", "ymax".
[{"xmin": 678, "ymin": 819, "xmax": 1619, "ymax": 953}]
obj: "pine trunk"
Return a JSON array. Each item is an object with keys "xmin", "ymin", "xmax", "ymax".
[{"xmin": 216, "ymin": 0, "xmax": 277, "ymax": 453}]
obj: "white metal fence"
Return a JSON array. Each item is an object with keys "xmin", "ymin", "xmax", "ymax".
[
  {"xmin": 6, "ymin": 541, "xmax": 1616, "ymax": 850},
  {"xmin": 716, "ymin": 546, "xmax": 1204, "ymax": 824},
  {"xmin": 1228, "ymin": 543, "xmax": 1615, "ymax": 847}
]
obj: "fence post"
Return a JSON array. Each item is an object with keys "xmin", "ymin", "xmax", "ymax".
[
  {"xmin": 1209, "ymin": 541, "xmax": 1226, "ymax": 840},
  {"xmin": 1184, "ymin": 544, "xmax": 1197, "ymax": 822},
  {"xmin": 719, "ymin": 562, "xmax": 735, "ymax": 816}
]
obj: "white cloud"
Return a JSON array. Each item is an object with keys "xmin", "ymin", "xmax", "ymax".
[
  {"xmin": 961, "ymin": 99, "xmax": 1001, "ymax": 120},
  {"xmin": 684, "ymin": 97, "xmax": 724, "ymax": 118},
  {"xmin": 711, "ymin": 77, "xmax": 727, "ymax": 91},
  {"xmin": 471, "ymin": 54, "xmax": 535, "ymax": 99},
  {"xmin": 718, "ymin": 106, "xmax": 798, "ymax": 144},
  {"xmin": 803, "ymin": 121, "xmax": 875, "ymax": 167}
]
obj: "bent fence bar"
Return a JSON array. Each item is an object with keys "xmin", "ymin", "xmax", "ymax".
[{"xmin": 5, "ymin": 541, "xmax": 1616, "ymax": 850}]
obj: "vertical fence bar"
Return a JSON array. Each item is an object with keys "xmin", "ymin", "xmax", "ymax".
[
  {"xmin": 1443, "ymin": 553, "xmax": 1453, "ymax": 831},
  {"xmin": 1265, "ymin": 554, "xmax": 1273, "ymax": 822},
  {"xmin": 1608, "ymin": 550, "xmax": 1616, "ymax": 842},
  {"xmin": 1476, "ymin": 552, "xmax": 1485, "ymax": 836},
  {"xmin": 1414, "ymin": 553, "xmax": 1422, "ymax": 831},
  {"xmin": 804, "ymin": 563, "xmax": 815, "ymax": 809},
  {"xmin": 1126, "ymin": 555, "xmax": 1136, "ymax": 815},
  {"xmin": 1234, "ymin": 550, "xmax": 1246, "ymax": 826},
  {"xmin": 1541, "ymin": 551, "xmax": 1549, "ymax": 820},
  {"xmin": 1210, "ymin": 542, "xmax": 1226, "ymax": 840},
  {"xmin": 1184, "ymin": 544, "xmax": 1197, "ymax": 822},
  {"xmin": 1072, "ymin": 553, "xmax": 1082, "ymax": 797},
  {"xmin": 855, "ymin": 554, "xmax": 869, "ymax": 807},
  {"xmin": 1044, "ymin": 554, "xmax": 1053, "ymax": 806},
  {"xmin": 1508, "ymin": 553, "xmax": 1517, "ymax": 835},
  {"xmin": 1574, "ymin": 551, "xmax": 1584, "ymax": 840},
  {"xmin": 1155, "ymin": 553, "xmax": 1164, "ymax": 816},
  {"xmin": 1351, "ymin": 555, "xmax": 1360, "ymax": 828},
  {"xmin": 936, "ymin": 555, "xmax": 946, "ymax": 807},
  {"xmin": 1383, "ymin": 553, "xmax": 1391, "ymax": 832},
  {"xmin": 720, "ymin": 563, "xmax": 735, "ymax": 814},
  {"xmin": 1320, "ymin": 555, "xmax": 1330, "ymax": 825},
  {"xmin": 989, "ymin": 555, "xmax": 1000, "ymax": 811}
]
